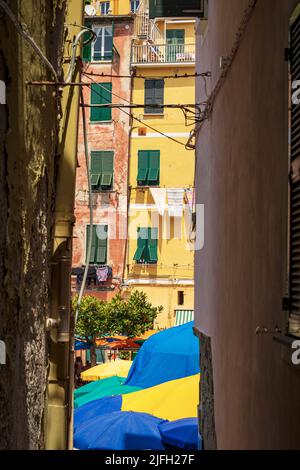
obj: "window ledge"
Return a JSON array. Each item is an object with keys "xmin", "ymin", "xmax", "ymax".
[
  {"xmin": 90, "ymin": 120, "xmax": 113, "ymax": 125},
  {"xmin": 135, "ymin": 186, "xmax": 160, "ymax": 190},
  {"xmin": 92, "ymin": 189, "xmax": 116, "ymax": 194},
  {"xmin": 90, "ymin": 60, "xmax": 112, "ymax": 64},
  {"xmin": 143, "ymin": 114, "xmax": 164, "ymax": 118}
]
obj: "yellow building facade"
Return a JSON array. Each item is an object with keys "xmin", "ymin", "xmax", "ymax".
[
  {"xmin": 84, "ymin": 0, "xmax": 141, "ymax": 15},
  {"xmin": 83, "ymin": 0, "xmax": 196, "ymax": 329},
  {"xmin": 125, "ymin": 3, "xmax": 196, "ymax": 329}
]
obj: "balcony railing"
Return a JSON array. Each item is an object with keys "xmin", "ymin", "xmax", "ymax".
[{"xmin": 131, "ymin": 43, "xmax": 196, "ymax": 65}]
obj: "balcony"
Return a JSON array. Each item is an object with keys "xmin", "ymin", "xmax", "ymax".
[{"xmin": 131, "ymin": 43, "xmax": 196, "ymax": 65}]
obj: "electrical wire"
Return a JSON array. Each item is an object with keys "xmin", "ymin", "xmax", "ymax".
[
  {"xmin": 75, "ymin": 88, "xmax": 94, "ymax": 325},
  {"xmin": 82, "ymin": 73, "xmax": 190, "ymax": 148},
  {"xmin": 0, "ymin": 0, "xmax": 58, "ymax": 81},
  {"xmin": 65, "ymin": 27, "xmax": 96, "ymax": 83}
]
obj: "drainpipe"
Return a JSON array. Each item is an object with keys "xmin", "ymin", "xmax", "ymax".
[{"xmin": 45, "ymin": 0, "xmax": 84, "ymax": 450}]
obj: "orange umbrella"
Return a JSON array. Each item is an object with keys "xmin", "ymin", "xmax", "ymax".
[{"xmin": 107, "ymin": 339, "xmax": 141, "ymax": 350}]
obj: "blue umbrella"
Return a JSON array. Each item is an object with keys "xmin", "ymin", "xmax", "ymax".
[
  {"xmin": 75, "ymin": 340, "xmax": 91, "ymax": 351},
  {"xmin": 74, "ymin": 395, "xmax": 122, "ymax": 433},
  {"xmin": 125, "ymin": 322, "xmax": 200, "ymax": 389},
  {"xmin": 74, "ymin": 411, "xmax": 167, "ymax": 450},
  {"xmin": 159, "ymin": 418, "xmax": 201, "ymax": 450}
]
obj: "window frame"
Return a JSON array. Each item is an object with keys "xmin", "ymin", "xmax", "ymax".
[
  {"xmin": 130, "ymin": 0, "xmax": 140, "ymax": 13},
  {"xmin": 137, "ymin": 150, "xmax": 160, "ymax": 187},
  {"xmin": 100, "ymin": 1, "xmax": 110, "ymax": 15},
  {"xmin": 90, "ymin": 82, "xmax": 112, "ymax": 123},
  {"xmin": 144, "ymin": 79, "xmax": 164, "ymax": 115},
  {"xmin": 90, "ymin": 150, "xmax": 114, "ymax": 192}
]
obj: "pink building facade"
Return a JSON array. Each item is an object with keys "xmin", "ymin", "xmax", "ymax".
[{"xmin": 72, "ymin": 15, "xmax": 134, "ymax": 300}]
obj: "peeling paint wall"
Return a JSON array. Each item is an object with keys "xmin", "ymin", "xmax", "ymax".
[
  {"xmin": 0, "ymin": 0, "xmax": 66, "ymax": 450},
  {"xmin": 73, "ymin": 18, "xmax": 134, "ymax": 299}
]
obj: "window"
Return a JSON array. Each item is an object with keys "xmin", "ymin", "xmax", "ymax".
[
  {"xmin": 101, "ymin": 1, "xmax": 110, "ymax": 14},
  {"xmin": 166, "ymin": 29, "xmax": 185, "ymax": 62},
  {"xmin": 86, "ymin": 225, "xmax": 108, "ymax": 265},
  {"xmin": 178, "ymin": 291, "xmax": 184, "ymax": 306},
  {"xmin": 90, "ymin": 151, "xmax": 114, "ymax": 191},
  {"xmin": 133, "ymin": 228, "xmax": 158, "ymax": 264},
  {"xmin": 90, "ymin": 82, "xmax": 112, "ymax": 122},
  {"xmin": 130, "ymin": 0, "xmax": 140, "ymax": 13},
  {"xmin": 93, "ymin": 26, "xmax": 113, "ymax": 61},
  {"xmin": 144, "ymin": 79, "xmax": 164, "ymax": 114},
  {"xmin": 82, "ymin": 20, "xmax": 92, "ymax": 62},
  {"xmin": 82, "ymin": 23, "xmax": 113, "ymax": 62},
  {"xmin": 137, "ymin": 150, "xmax": 160, "ymax": 186}
]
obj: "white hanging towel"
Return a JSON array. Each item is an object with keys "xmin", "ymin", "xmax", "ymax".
[
  {"xmin": 150, "ymin": 188, "xmax": 167, "ymax": 216},
  {"xmin": 167, "ymin": 189, "xmax": 185, "ymax": 217}
]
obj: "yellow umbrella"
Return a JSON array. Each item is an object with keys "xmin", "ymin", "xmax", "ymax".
[
  {"xmin": 81, "ymin": 360, "xmax": 133, "ymax": 382},
  {"xmin": 122, "ymin": 374, "xmax": 200, "ymax": 421}
]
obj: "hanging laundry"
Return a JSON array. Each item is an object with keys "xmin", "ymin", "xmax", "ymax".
[
  {"xmin": 150, "ymin": 188, "xmax": 167, "ymax": 216},
  {"xmin": 167, "ymin": 189, "xmax": 185, "ymax": 218},
  {"xmin": 107, "ymin": 266, "xmax": 113, "ymax": 278},
  {"xmin": 96, "ymin": 266, "xmax": 109, "ymax": 283}
]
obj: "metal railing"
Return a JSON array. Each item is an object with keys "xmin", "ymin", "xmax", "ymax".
[{"xmin": 131, "ymin": 43, "xmax": 196, "ymax": 64}]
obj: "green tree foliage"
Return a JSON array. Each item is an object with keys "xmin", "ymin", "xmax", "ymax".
[{"xmin": 72, "ymin": 290, "xmax": 163, "ymax": 365}]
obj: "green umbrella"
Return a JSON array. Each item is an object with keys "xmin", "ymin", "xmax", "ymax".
[
  {"xmin": 74, "ymin": 383, "xmax": 141, "ymax": 409},
  {"xmin": 74, "ymin": 376, "xmax": 126, "ymax": 399}
]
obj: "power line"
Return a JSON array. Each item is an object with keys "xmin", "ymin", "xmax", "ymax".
[
  {"xmin": 81, "ymin": 103, "xmax": 202, "ymax": 110},
  {"xmin": 186, "ymin": 0, "xmax": 258, "ymax": 150},
  {"xmin": 82, "ymin": 73, "xmax": 191, "ymax": 148},
  {"xmin": 0, "ymin": 0, "xmax": 58, "ymax": 81},
  {"xmin": 83, "ymin": 71, "xmax": 211, "ymax": 80}
]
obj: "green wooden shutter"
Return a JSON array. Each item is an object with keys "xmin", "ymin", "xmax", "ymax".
[
  {"xmin": 100, "ymin": 82, "xmax": 112, "ymax": 121},
  {"xmin": 148, "ymin": 227, "xmax": 158, "ymax": 263},
  {"xmin": 101, "ymin": 151, "xmax": 114, "ymax": 188},
  {"xmin": 90, "ymin": 151, "xmax": 102, "ymax": 190},
  {"xmin": 87, "ymin": 225, "xmax": 97, "ymax": 264},
  {"xmin": 82, "ymin": 20, "xmax": 92, "ymax": 62},
  {"xmin": 96, "ymin": 225, "xmax": 108, "ymax": 264},
  {"xmin": 111, "ymin": 21, "xmax": 115, "ymax": 60},
  {"xmin": 91, "ymin": 82, "xmax": 112, "ymax": 122},
  {"xmin": 133, "ymin": 227, "xmax": 148, "ymax": 262},
  {"xmin": 144, "ymin": 80, "xmax": 164, "ymax": 114},
  {"xmin": 148, "ymin": 151, "xmax": 160, "ymax": 185},
  {"xmin": 154, "ymin": 80, "xmax": 164, "ymax": 111},
  {"xmin": 144, "ymin": 80, "xmax": 155, "ymax": 114},
  {"xmin": 137, "ymin": 151, "xmax": 149, "ymax": 184},
  {"xmin": 166, "ymin": 29, "xmax": 185, "ymax": 44}
]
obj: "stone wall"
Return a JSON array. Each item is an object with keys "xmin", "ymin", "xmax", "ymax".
[{"xmin": 0, "ymin": 0, "xmax": 66, "ymax": 449}]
